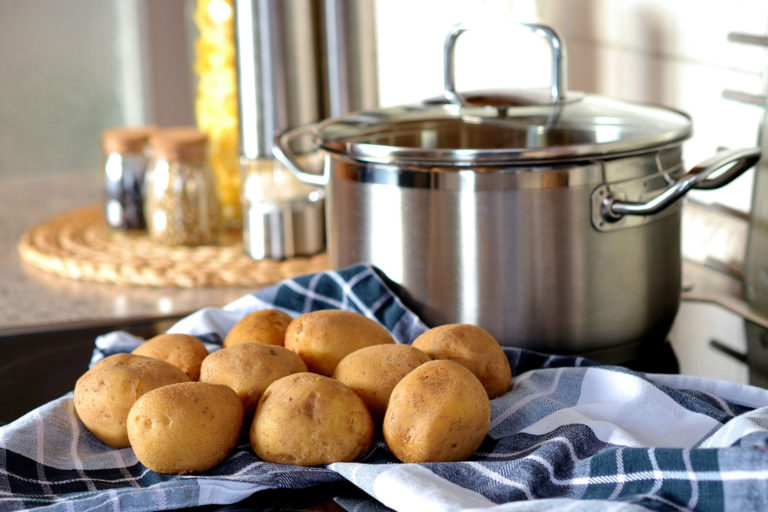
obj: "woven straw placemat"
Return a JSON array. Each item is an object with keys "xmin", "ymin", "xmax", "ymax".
[{"xmin": 18, "ymin": 205, "xmax": 328, "ymax": 288}]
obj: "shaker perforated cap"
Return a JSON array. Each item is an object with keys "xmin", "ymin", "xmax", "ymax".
[
  {"xmin": 102, "ymin": 126, "xmax": 156, "ymax": 154},
  {"xmin": 150, "ymin": 127, "xmax": 209, "ymax": 163}
]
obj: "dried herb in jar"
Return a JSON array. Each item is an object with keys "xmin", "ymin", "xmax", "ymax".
[{"xmin": 144, "ymin": 127, "xmax": 221, "ymax": 246}]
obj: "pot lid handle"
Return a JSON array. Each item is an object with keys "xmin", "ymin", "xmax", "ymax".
[{"xmin": 443, "ymin": 22, "xmax": 568, "ymax": 106}]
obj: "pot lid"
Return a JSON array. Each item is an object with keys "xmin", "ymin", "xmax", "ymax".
[
  {"xmin": 313, "ymin": 23, "xmax": 692, "ymax": 167},
  {"xmin": 315, "ymin": 91, "xmax": 692, "ymax": 166}
]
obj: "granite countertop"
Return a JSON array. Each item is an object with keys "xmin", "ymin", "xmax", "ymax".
[{"xmin": 0, "ymin": 171, "xmax": 259, "ymax": 335}]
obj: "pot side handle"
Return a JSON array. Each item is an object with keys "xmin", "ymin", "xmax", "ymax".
[
  {"xmin": 272, "ymin": 124, "xmax": 328, "ymax": 186},
  {"xmin": 601, "ymin": 147, "xmax": 761, "ymax": 221}
]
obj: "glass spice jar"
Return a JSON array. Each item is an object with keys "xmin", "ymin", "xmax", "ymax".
[
  {"xmin": 193, "ymin": 0, "xmax": 241, "ymax": 227},
  {"xmin": 241, "ymin": 156, "xmax": 325, "ymax": 259},
  {"xmin": 101, "ymin": 126, "xmax": 155, "ymax": 230},
  {"xmin": 144, "ymin": 127, "xmax": 221, "ymax": 246}
]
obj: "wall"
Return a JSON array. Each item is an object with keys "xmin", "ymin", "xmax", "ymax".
[
  {"xmin": 0, "ymin": 1, "xmax": 125, "ymax": 178},
  {"xmin": 0, "ymin": 0, "xmax": 196, "ymax": 179},
  {"xmin": 374, "ymin": 0, "xmax": 768, "ymax": 212},
  {"xmin": 2, "ymin": 0, "xmax": 766, "ymax": 211}
]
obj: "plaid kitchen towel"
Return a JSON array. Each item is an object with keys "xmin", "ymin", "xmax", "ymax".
[{"xmin": 3, "ymin": 264, "xmax": 768, "ymax": 512}]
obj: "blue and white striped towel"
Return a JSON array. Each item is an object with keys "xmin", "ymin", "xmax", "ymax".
[{"xmin": 2, "ymin": 264, "xmax": 768, "ymax": 512}]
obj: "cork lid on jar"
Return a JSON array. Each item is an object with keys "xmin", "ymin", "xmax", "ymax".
[
  {"xmin": 150, "ymin": 127, "xmax": 209, "ymax": 163},
  {"xmin": 102, "ymin": 126, "xmax": 156, "ymax": 154}
]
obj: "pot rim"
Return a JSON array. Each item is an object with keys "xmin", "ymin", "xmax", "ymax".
[
  {"xmin": 313, "ymin": 96, "xmax": 693, "ymax": 167},
  {"xmin": 320, "ymin": 135, "xmax": 691, "ymax": 167}
]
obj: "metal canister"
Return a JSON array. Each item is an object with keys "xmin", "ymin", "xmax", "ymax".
[
  {"xmin": 320, "ymin": 0, "xmax": 379, "ymax": 117},
  {"xmin": 233, "ymin": 0, "xmax": 377, "ymax": 260},
  {"xmin": 234, "ymin": 0, "xmax": 324, "ymax": 260}
]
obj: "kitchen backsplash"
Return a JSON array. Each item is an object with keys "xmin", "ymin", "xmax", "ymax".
[{"xmin": 375, "ymin": 0, "xmax": 768, "ymax": 213}]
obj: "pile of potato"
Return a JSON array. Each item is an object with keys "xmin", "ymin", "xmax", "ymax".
[{"xmin": 73, "ymin": 309, "xmax": 511, "ymax": 474}]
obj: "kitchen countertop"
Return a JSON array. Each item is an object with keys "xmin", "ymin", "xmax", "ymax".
[
  {"xmin": 3, "ymin": 170, "xmax": 768, "ymax": 336},
  {"xmin": 0, "ymin": 170, "xmax": 258, "ymax": 335}
]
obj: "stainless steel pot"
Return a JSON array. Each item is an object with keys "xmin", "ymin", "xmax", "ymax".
[{"xmin": 274, "ymin": 23, "xmax": 761, "ymax": 362}]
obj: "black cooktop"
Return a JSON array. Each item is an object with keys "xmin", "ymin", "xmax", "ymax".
[{"xmin": 0, "ymin": 318, "xmax": 176, "ymax": 426}]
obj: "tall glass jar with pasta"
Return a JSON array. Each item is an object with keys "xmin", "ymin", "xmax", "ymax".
[{"xmin": 193, "ymin": 0, "xmax": 240, "ymax": 226}]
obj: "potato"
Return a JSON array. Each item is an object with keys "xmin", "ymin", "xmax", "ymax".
[
  {"xmin": 199, "ymin": 343, "xmax": 307, "ymax": 417},
  {"xmin": 127, "ymin": 382, "xmax": 243, "ymax": 474},
  {"xmin": 383, "ymin": 360, "xmax": 490, "ymax": 463},
  {"xmin": 223, "ymin": 309, "xmax": 292, "ymax": 347},
  {"xmin": 131, "ymin": 333, "xmax": 209, "ymax": 380},
  {"xmin": 73, "ymin": 353, "xmax": 190, "ymax": 448},
  {"xmin": 250, "ymin": 372, "xmax": 374, "ymax": 466},
  {"xmin": 411, "ymin": 324, "xmax": 511, "ymax": 399},
  {"xmin": 284, "ymin": 309, "xmax": 395, "ymax": 376},
  {"xmin": 332, "ymin": 344, "xmax": 431, "ymax": 423}
]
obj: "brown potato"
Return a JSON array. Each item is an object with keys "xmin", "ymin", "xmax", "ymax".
[
  {"xmin": 131, "ymin": 333, "xmax": 209, "ymax": 380},
  {"xmin": 332, "ymin": 344, "xmax": 431, "ymax": 423},
  {"xmin": 250, "ymin": 372, "xmax": 374, "ymax": 466},
  {"xmin": 223, "ymin": 309, "xmax": 292, "ymax": 347},
  {"xmin": 199, "ymin": 343, "xmax": 307, "ymax": 417},
  {"xmin": 383, "ymin": 360, "xmax": 490, "ymax": 463},
  {"xmin": 73, "ymin": 353, "xmax": 190, "ymax": 448},
  {"xmin": 284, "ymin": 309, "xmax": 395, "ymax": 376},
  {"xmin": 412, "ymin": 323, "xmax": 511, "ymax": 399},
  {"xmin": 127, "ymin": 382, "xmax": 243, "ymax": 474}
]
